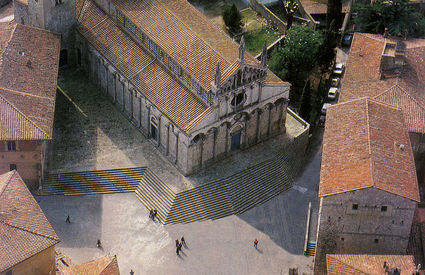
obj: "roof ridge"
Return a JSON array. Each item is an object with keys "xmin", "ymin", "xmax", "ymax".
[
  {"xmin": 328, "ymin": 254, "xmax": 369, "ymax": 274},
  {"xmin": 377, "ymin": 84, "xmax": 425, "ymax": 111},
  {"xmin": 319, "ymin": 185, "xmax": 374, "ymax": 197},
  {"xmin": 0, "ymin": 170, "xmax": 15, "ymax": 198},
  {"xmin": 367, "ymin": 95, "xmax": 403, "ymax": 112},
  {"xmin": 374, "ymin": 186, "xmax": 420, "ymax": 202},
  {"xmin": 0, "ymin": 219, "xmax": 60, "ymax": 242},
  {"xmin": 0, "ymin": 92, "xmax": 51, "ymax": 139}
]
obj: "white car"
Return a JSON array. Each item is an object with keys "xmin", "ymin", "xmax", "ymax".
[
  {"xmin": 333, "ymin": 62, "xmax": 345, "ymax": 75},
  {"xmin": 328, "ymin": 87, "xmax": 338, "ymax": 100},
  {"xmin": 322, "ymin": 103, "xmax": 332, "ymax": 114}
]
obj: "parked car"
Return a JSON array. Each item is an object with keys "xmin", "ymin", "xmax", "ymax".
[
  {"xmin": 328, "ymin": 87, "xmax": 338, "ymax": 100},
  {"xmin": 342, "ymin": 34, "xmax": 353, "ymax": 47},
  {"xmin": 333, "ymin": 62, "xmax": 345, "ymax": 76},
  {"xmin": 330, "ymin": 77, "xmax": 340, "ymax": 87},
  {"xmin": 321, "ymin": 103, "xmax": 332, "ymax": 114},
  {"xmin": 319, "ymin": 115, "xmax": 326, "ymax": 127}
]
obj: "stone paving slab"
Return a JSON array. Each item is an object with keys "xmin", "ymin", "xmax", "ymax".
[{"xmin": 37, "ymin": 151, "xmax": 321, "ymax": 275}]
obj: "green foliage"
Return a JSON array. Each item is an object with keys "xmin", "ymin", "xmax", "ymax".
[
  {"xmin": 318, "ymin": 20, "xmax": 337, "ymax": 69},
  {"xmin": 353, "ymin": 0, "xmax": 425, "ymax": 38},
  {"xmin": 269, "ymin": 25, "xmax": 323, "ymax": 82},
  {"xmin": 222, "ymin": 4, "xmax": 243, "ymax": 33}
]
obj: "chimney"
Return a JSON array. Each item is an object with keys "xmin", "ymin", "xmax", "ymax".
[{"xmin": 380, "ymin": 40, "xmax": 406, "ymax": 79}]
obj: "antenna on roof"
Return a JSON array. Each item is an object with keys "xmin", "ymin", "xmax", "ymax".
[{"xmin": 238, "ymin": 35, "xmax": 245, "ymax": 64}]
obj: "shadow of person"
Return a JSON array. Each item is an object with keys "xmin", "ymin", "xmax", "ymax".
[
  {"xmin": 256, "ymin": 248, "xmax": 263, "ymax": 254},
  {"xmin": 180, "ymin": 250, "xmax": 187, "ymax": 256},
  {"xmin": 177, "ymin": 254, "xmax": 184, "ymax": 260}
]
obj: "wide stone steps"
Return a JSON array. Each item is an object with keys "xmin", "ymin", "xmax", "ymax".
[
  {"xmin": 42, "ymin": 167, "xmax": 146, "ymax": 195},
  {"xmin": 41, "ymin": 140, "xmax": 305, "ymax": 224},
  {"xmin": 305, "ymin": 242, "xmax": 316, "ymax": 256}
]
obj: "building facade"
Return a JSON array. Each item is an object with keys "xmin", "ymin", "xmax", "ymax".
[
  {"xmin": 73, "ymin": 0, "xmax": 290, "ymax": 175},
  {"xmin": 0, "ymin": 22, "xmax": 60, "ymax": 190},
  {"xmin": 314, "ymin": 98, "xmax": 420, "ymax": 273},
  {"xmin": 0, "ymin": 170, "xmax": 60, "ymax": 274}
]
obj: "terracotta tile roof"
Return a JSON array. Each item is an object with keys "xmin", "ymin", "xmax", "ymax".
[
  {"xmin": 0, "ymin": 23, "xmax": 60, "ymax": 140},
  {"xmin": 340, "ymin": 33, "xmax": 425, "ymax": 133},
  {"xmin": 0, "ymin": 91, "xmax": 50, "ymax": 140},
  {"xmin": 78, "ymin": 0, "xmax": 208, "ymax": 130},
  {"xmin": 327, "ymin": 254, "xmax": 417, "ymax": 275},
  {"xmin": 374, "ymin": 85, "xmax": 425, "ymax": 133},
  {"xmin": 76, "ymin": 0, "xmax": 85, "ymax": 19},
  {"xmin": 320, "ymin": 97, "xmax": 419, "ymax": 202},
  {"xmin": 0, "ymin": 170, "xmax": 60, "ymax": 272},
  {"xmin": 63, "ymin": 255, "xmax": 120, "ymax": 275},
  {"xmin": 111, "ymin": 0, "xmax": 261, "ymax": 91}
]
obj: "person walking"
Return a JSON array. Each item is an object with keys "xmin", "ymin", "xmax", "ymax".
[
  {"xmin": 65, "ymin": 215, "xmax": 70, "ymax": 223},
  {"xmin": 97, "ymin": 239, "xmax": 102, "ymax": 248},
  {"xmin": 176, "ymin": 246, "xmax": 180, "ymax": 256},
  {"xmin": 181, "ymin": 236, "xmax": 186, "ymax": 246},
  {"xmin": 254, "ymin": 239, "xmax": 258, "ymax": 249},
  {"xmin": 149, "ymin": 209, "xmax": 153, "ymax": 219},
  {"xmin": 175, "ymin": 239, "xmax": 180, "ymax": 248},
  {"xmin": 130, "ymin": 270, "xmax": 134, "ymax": 275},
  {"xmin": 153, "ymin": 209, "xmax": 157, "ymax": 221}
]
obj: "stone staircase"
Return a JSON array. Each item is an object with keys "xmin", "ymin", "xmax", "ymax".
[
  {"xmin": 305, "ymin": 242, "xmax": 316, "ymax": 256},
  {"xmin": 42, "ymin": 167, "xmax": 147, "ymax": 195},
  {"xmin": 42, "ymin": 140, "xmax": 305, "ymax": 224}
]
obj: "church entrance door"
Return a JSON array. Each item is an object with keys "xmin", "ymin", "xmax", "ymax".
[{"xmin": 231, "ymin": 132, "xmax": 241, "ymax": 151}]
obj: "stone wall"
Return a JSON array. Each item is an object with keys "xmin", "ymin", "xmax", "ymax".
[
  {"xmin": 314, "ymin": 188, "xmax": 417, "ymax": 273},
  {"xmin": 0, "ymin": 140, "xmax": 48, "ymax": 190},
  {"xmin": 13, "ymin": 0, "xmax": 28, "ymax": 25},
  {"xmin": 1, "ymin": 246, "xmax": 56, "ymax": 275},
  {"xmin": 249, "ymin": 0, "xmax": 287, "ymax": 33}
]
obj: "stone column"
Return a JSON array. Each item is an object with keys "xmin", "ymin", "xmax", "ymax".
[
  {"xmin": 256, "ymin": 109, "xmax": 262, "ymax": 143},
  {"xmin": 139, "ymin": 97, "xmax": 142, "ymax": 128},
  {"xmin": 113, "ymin": 73, "xmax": 118, "ymax": 103},
  {"xmin": 166, "ymin": 124, "xmax": 170, "ymax": 156},
  {"xmin": 199, "ymin": 135, "xmax": 204, "ymax": 168},
  {"xmin": 267, "ymin": 104, "xmax": 273, "ymax": 136},
  {"xmin": 225, "ymin": 122, "xmax": 230, "ymax": 154},
  {"xmin": 243, "ymin": 115, "xmax": 248, "ymax": 149},
  {"xmin": 175, "ymin": 131, "xmax": 179, "ymax": 164},
  {"xmin": 208, "ymin": 128, "xmax": 218, "ymax": 160}
]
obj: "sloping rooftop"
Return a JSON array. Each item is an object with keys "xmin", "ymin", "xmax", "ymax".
[
  {"xmin": 327, "ymin": 254, "xmax": 417, "ymax": 275},
  {"xmin": 111, "ymin": 0, "xmax": 261, "ymax": 91},
  {"xmin": 77, "ymin": 0, "xmax": 209, "ymax": 130},
  {"xmin": 0, "ymin": 23, "xmax": 60, "ymax": 140},
  {"xmin": 340, "ymin": 33, "xmax": 425, "ymax": 133},
  {"xmin": 319, "ymin": 97, "xmax": 419, "ymax": 202},
  {"xmin": 0, "ymin": 170, "xmax": 60, "ymax": 272},
  {"xmin": 62, "ymin": 255, "xmax": 120, "ymax": 275}
]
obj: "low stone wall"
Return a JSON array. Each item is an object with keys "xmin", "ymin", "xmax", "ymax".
[{"xmin": 249, "ymin": 0, "xmax": 287, "ymax": 33}]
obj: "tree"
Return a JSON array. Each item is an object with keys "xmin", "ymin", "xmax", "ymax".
[
  {"xmin": 269, "ymin": 25, "xmax": 323, "ymax": 108},
  {"xmin": 222, "ymin": 4, "xmax": 243, "ymax": 33},
  {"xmin": 354, "ymin": 0, "xmax": 425, "ymax": 38},
  {"xmin": 299, "ymin": 80, "xmax": 312, "ymax": 121},
  {"xmin": 318, "ymin": 20, "xmax": 337, "ymax": 70},
  {"xmin": 269, "ymin": 25, "xmax": 323, "ymax": 82}
]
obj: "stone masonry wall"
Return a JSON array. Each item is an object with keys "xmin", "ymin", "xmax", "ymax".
[{"xmin": 314, "ymin": 188, "xmax": 417, "ymax": 274}]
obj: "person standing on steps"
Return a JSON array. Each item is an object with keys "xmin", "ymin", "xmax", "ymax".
[
  {"xmin": 97, "ymin": 239, "xmax": 102, "ymax": 248},
  {"xmin": 254, "ymin": 239, "xmax": 258, "ymax": 249},
  {"xmin": 66, "ymin": 215, "xmax": 70, "ymax": 223},
  {"xmin": 149, "ymin": 209, "xmax": 153, "ymax": 219},
  {"xmin": 153, "ymin": 209, "xmax": 157, "ymax": 221}
]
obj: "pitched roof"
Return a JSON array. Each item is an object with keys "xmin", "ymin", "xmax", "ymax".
[
  {"xmin": 340, "ymin": 33, "xmax": 425, "ymax": 133},
  {"xmin": 111, "ymin": 0, "xmax": 261, "ymax": 91},
  {"xmin": 63, "ymin": 255, "xmax": 120, "ymax": 275},
  {"xmin": 319, "ymin": 97, "xmax": 419, "ymax": 202},
  {"xmin": 77, "ymin": 0, "xmax": 209, "ymax": 130},
  {"xmin": 0, "ymin": 170, "xmax": 60, "ymax": 272},
  {"xmin": 327, "ymin": 254, "xmax": 417, "ymax": 275},
  {"xmin": 374, "ymin": 85, "xmax": 425, "ymax": 133},
  {"xmin": 0, "ymin": 23, "xmax": 60, "ymax": 140}
]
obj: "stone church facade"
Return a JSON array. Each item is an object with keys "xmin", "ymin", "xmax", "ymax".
[{"xmin": 15, "ymin": 0, "xmax": 291, "ymax": 176}]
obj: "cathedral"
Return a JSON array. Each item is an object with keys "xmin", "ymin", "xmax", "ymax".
[{"xmin": 14, "ymin": 0, "xmax": 291, "ymax": 175}]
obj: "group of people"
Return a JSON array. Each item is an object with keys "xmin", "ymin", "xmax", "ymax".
[
  {"xmin": 175, "ymin": 236, "xmax": 186, "ymax": 255},
  {"xmin": 149, "ymin": 209, "xmax": 158, "ymax": 221}
]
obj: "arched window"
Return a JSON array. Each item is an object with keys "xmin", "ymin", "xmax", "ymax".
[{"xmin": 150, "ymin": 117, "xmax": 158, "ymax": 142}]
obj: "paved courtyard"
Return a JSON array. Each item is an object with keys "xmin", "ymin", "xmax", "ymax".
[{"xmin": 37, "ymin": 149, "xmax": 321, "ymax": 274}]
